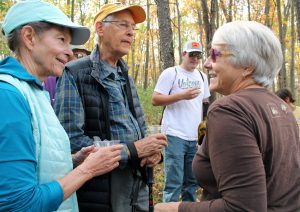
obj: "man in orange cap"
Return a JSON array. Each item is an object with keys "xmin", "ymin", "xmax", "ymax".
[{"xmin": 54, "ymin": 2, "xmax": 167, "ymax": 212}]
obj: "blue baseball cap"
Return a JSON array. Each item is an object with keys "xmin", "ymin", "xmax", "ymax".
[{"xmin": 2, "ymin": 0, "xmax": 90, "ymax": 45}]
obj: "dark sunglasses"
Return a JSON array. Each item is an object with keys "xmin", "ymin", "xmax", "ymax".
[
  {"xmin": 209, "ymin": 48, "xmax": 233, "ymax": 62},
  {"xmin": 188, "ymin": 52, "xmax": 202, "ymax": 59}
]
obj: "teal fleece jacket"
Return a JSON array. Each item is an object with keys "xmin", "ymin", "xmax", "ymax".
[{"xmin": 0, "ymin": 57, "xmax": 63, "ymax": 211}]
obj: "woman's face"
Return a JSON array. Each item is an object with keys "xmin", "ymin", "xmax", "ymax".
[
  {"xmin": 204, "ymin": 45, "xmax": 244, "ymax": 95},
  {"xmin": 31, "ymin": 27, "xmax": 73, "ymax": 81}
]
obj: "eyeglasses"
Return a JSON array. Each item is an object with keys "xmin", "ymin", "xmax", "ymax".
[
  {"xmin": 209, "ymin": 48, "xmax": 233, "ymax": 62},
  {"xmin": 102, "ymin": 21, "xmax": 137, "ymax": 31},
  {"xmin": 74, "ymin": 53, "xmax": 84, "ymax": 59},
  {"xmin": 188, "ymin": 52, "xmax": 202, "ymax": 59}
]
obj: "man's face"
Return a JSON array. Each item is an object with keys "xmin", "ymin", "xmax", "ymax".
[
  {"xmin": 182, "ymin": 51, "xmax": 202, "ymax": 71},
  {"xmin": 71, "ymin": 49, "xmax": 89, "ymax": 60},
  {"xmin": 98, "ymin": 10, "xmax": 136, "ymax": 58}
]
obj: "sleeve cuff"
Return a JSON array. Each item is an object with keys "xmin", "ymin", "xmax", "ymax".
[
  {"xmin": 119, "ymin": 144, "xmax": 129, "ymax": 169},
  {"xmin": 40, "ymin": 181, "xmax": 64, "ymax": 211}
]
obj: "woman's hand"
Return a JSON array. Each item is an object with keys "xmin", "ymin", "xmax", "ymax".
[
  {"xmin": 77, "ymin": 145, "xmax": 123, "ymax": 178},
  {"xmin": 155, "ymin": 202, "xmax": 180, "ymax": 212}
]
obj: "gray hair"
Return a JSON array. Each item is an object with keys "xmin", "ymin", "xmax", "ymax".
[
  {"xmin": 102, "ymin": 14, "xmax": 115, "ymax": 22},
  {"xmin": 95, "ymin": 14, "xmax": 117, "ymax": 44},
  {"xmin": 212, "ymin": 21, "xmax": 283, "ymax": 88},
  {"xmin": 6, "ymin": 22, "xmax": 60, "ymax": 57}
]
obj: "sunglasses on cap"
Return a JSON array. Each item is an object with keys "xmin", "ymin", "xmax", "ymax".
[
  {"xmin": 188, "ymin": 52, "xmax": 202, "ymax": 59},
  {"xmin": 209, "ymin": 48, "xmax": 233, "ymax": 62}
]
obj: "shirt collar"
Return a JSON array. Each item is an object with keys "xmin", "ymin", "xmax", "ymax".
[{"xmin": 0, "ymin": 56, "xmax": 44, "ymax": 89}]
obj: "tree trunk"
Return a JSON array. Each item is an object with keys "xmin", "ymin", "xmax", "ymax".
[
  {"xmin": 282, "ymin": 0, "xmax": 291, "ymax": 85},
  {"xmin": 211, "ymin": 0, "xmax": 217, "ymax": 33},
  {"xmin": 247, "ymin": 0, "xmax": 251, "ymax": 20},
  {"xmin": 196, "ymin": 8, "xmax": 205, "ymax": 55},
  {"xmin": 276, "ymin": 0, "xmax": 286, "ymax": 88},
  {"xmin": 283, "ymin": 1, "xmax": 291, "ymax": 41},
  {"xmin": 200, "ymin": 0, "xmax": 212, "ymax": 53},
  {"xmin": 264, "ymin": 0, "xmax": 271, "ymax": 27},
  {"xmin": 175, "ymin": 0, "xmax": 182, "ymax": 63},
  {"xmin": 290, "ymin": 1, "xmax": 295, "ymax": 95},
  {"xmin": 71, "ymin": 0, "xmax": 75, "ymax": 22},
  {"xmin": 140, "ymin": 40, "xmax": 145, "ymax": 86},
  {"xmin": 200, "ymin": 0, "xmax": 217, "ymax": 102},
  {"xmin": 151, "ymin": 30, "xmax": 157, "ymax": 83},
  {"xmin": 229, "ymin": 0, "xmax": 233, "ymax": 21},
  {"xmin": 134, "ymin": 64, "xmax": 139, "ymax": 84},
  {"xmin": 78, "ymin": 1, "xmax": 85, "ymax": 25},
  {"xmin": 219, "ymin": 0, "xmax": 233, "ymax": 22},
  {"xmin": 156, "ymin": 31, "xmax": 163, "ymax": 73},
  {"xmin": 154, "ymin": 0, "xmax": 175, "ymax": 71},
  {"xmin": 144, "ymin": 0, "xmax": 150, "ymax": 90},
  {"xmin": 294, "ymin": 0, "xmax": 300, "ymax": 42}
]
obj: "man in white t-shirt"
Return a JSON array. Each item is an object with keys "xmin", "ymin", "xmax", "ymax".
[{"xmin": 152, "ymin": 41, "xmax": 210, "ymax": 202}]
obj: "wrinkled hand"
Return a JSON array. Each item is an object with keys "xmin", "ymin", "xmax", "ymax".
[
  {"xmin": 134, "ymin": 133, "xmax": 167, "ymax": 158},
  {"xmin": 154, "ymin": 202, "xmax": 180, "ymax": 212},
  {"xmin": 78, "ymin": 145, "xmax": 122, "ymax": 178},
  {"xmin": 179, "ymin": 87, "xmax": 201, "ymax": 100},
  {"xmin": 140, "ymin": 151, "xmax": 162, "ymax": 167},
  {"xmin": 72, "ymin": 145, "xmax": 96, "ymax": 166}
]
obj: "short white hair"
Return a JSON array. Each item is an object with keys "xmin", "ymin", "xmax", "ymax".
[{"xmin": 212, "ymin": 21, "xmax": 283, "ymax": 88}]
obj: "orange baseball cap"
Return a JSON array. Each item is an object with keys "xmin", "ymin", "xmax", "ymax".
[{"xmin": 94, "ymin": 3, "xmax": 146, "ymax": 24}]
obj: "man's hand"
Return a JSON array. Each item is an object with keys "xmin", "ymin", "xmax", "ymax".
[
  {"xmin": 179, "ymin": 87, "xmax": 201, "ymax": 100},
  {"xmin": 72, "ymin": 145, "xmax": 97, "ymax": 166},
  {"xmin": 140, "ymin": 152, "xmax": 162, "ymax": 167},
  {"xmin": 134, "ymin": 133, "xmax": 167, "ymax": 158},
  {"xmin": 152, "ymin": 88, "xmax": 200, "ymax": 106}
]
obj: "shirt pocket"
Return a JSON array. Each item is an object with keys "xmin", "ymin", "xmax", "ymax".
[{"xmin": 107, "ymin": 86, "xmax": 124, "ymax": 103}]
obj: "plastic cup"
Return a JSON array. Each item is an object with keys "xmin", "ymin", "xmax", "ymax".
[
  {"xmin": 148, "ymin": 125, "xmax": 162, "ymax": 135},
  {"xmin": 94, "ymin": 140, "xmax": 120, "ymax": 147}
]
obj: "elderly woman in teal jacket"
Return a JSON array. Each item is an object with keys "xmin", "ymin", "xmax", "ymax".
[{"xmin": 0, "ymin": 1, "xmax": 122, "ymax": 211}]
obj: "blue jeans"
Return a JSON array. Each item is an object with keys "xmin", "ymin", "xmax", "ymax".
[{"xmin": 163, "ymin": 135, "xmax": 198, "ymax": 202}]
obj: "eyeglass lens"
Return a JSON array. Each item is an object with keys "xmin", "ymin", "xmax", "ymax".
[
  {"xmin": 74, "ymin": 53, "xmax": 83, "ymax": 59},
  {"xmin": 209, "ymin": 48, "xmax": 220, "ymax": 62},
  {"xmin": 103, "ymin": 21, "xmax": 136, "ymax": 31}
]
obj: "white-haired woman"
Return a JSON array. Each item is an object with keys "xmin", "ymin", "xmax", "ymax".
[
  {"xmin": 0, "ymin": 1, "xmax": 122, "ymax": 211},
  {"xmin": 155, "ymin": 21, "xmax": 300, "ymax": 211}
]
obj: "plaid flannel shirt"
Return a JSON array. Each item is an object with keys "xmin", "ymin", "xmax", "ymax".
[{"xmin": 54, "ymin": 56, "xmax": 143, "ymax": 165}]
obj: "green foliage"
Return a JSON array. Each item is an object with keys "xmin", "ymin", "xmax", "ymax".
[
  {"xmin": 153, "ymin": 163, "xmax": 164, "ymax": 203},
  {"xmin": 137, "ymin": 85, "xmax": 165, "ymax": 203},
  {"xmin": 137, "ymin": 85, "xmax": 163, "ymax": 126},
  {"xmin": 0, "ymin": 2, "xmax": 5, "ymax": 11}
]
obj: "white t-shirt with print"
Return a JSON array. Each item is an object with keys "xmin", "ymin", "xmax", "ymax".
[{"xmin": 154, "ymin": 66, "xmax": 210, "ymax": 140}]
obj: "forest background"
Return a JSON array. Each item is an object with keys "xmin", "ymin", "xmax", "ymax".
[{"xmin": 1, "ymin": 0, "xmax": 300, "ymax": 203}]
